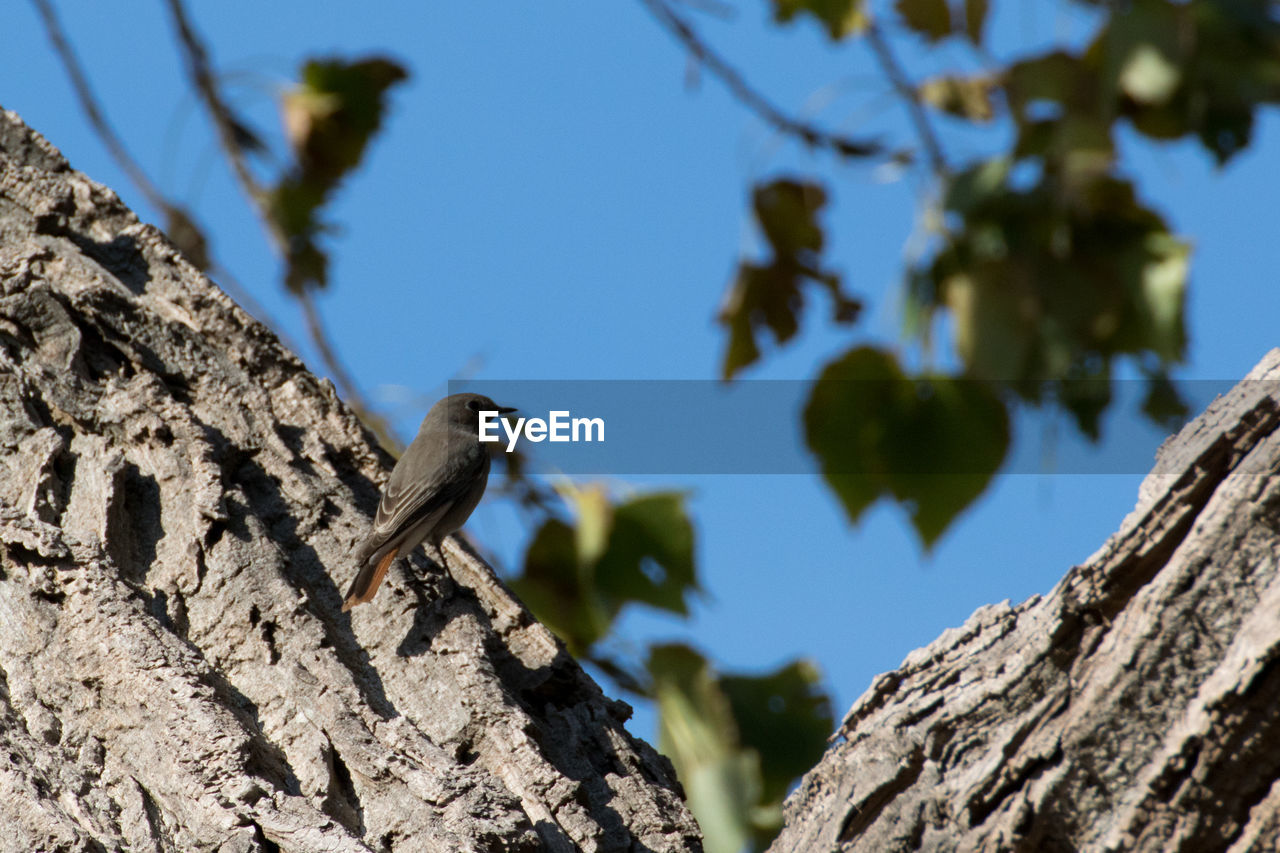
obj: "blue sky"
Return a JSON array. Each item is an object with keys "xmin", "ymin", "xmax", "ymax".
[{"xmin": 6, "ymin": 1, "xmax": 1279, "ymax": 741}]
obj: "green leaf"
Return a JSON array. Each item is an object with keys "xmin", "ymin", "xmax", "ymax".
[
  {"xmin": 650, "ymin": 645, "xmax": 754, "ymax": 853},
  {"xmin": 922, "ymin": 163, "xmax": 1190, "ymax": 429},
  {"xmin": 963, "ymin": 0, "xmax": 988, "ymax": 45},
  {"xmin": 1007, "ymin": 51, "xmax": 1100, "ymax": 112},
  {"xmin": 896, "ymin": 0, "xmax": 952, "ymax": 42},
  {"xmin": 1118, "ymin": 43, "xmax": 1182, "ymax": 105},
  {"xmin": 512, "ymin": 490, "xmax": 699, "ymax": 656},
  {"xmin": 563, "ymin": 482, "xmax": 611, "ymax": 567},
  {"xmin": 595, "ymin": 493, "xmax": 699, "ymax": 616},
  {"xmin": 754, "ymin": 180, "xmax": 827, "ymax": 256},
  {"xmin": 943, "ymin": 271, "xmax": 1034, "ymax": 381},
  {"xmin": 649, "ymin": 646, "xmax": 833, "ymax": 853},
  {"xmin": 721, "ymin": 660, "xmax": 833, "ymax": 808},
  {"xmin": 805, "ymin": 347, "xmax": 1010, "ymax": 547},
  {"xmin": 769, "ymin": 0, "xmax": 869, "ymax": 40},
  {"xmin": 1140, "ymin": 371, "xmax": 1190, "ymax": 430},
  {"xmin": 1100, "ymin": 0, "xmax": 1280, "ymax": 164},
  {"xmin": 284, "ymin": 238, "xmax": 330, "ymax": 294},
  {"xmin": 942, "ymin": 157, "xmax": 1010, "ymax": 214},
  {"xmin": 1058, "ymin": 373, "xmax": 1111, "ymax": 442},
  {"xmin": 283, "ymin": 57, "xmax": 408, "ymax": 185},
  {"xmin": 270, "ymin": 55, "xmax": 408, "ymax": 292},
  {"xmin": 1006, "ymin": 4, "xmax": 1280, "ymax": 166},
  {"xmin": 719, "ymin": 180, "xmax": 860, "ymax": 379},
  {"xmin": 511, "ymin": 518, "xmax": 613, "ymax": 656},
  {"xmin": 1137, "ymin": 232, "xmax": 1189, "ymax": 362},
  {"xmin": 720, "ymin": 263, "xmax": 802, "ymax": 380}
]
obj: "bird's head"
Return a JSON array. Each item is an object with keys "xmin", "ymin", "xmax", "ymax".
[{"xmin": 434, "ymin": 393, "xmax": 517, "ymax": 433}]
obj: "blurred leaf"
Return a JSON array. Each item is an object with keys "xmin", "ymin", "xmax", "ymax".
[
  {"xmin": 651, "ymin": 645, "xmax": 752, "ymax": 853},
  {"xmin": 1141, "ymin": 371, "xmax": 1190, "ymax": 430},
  {"xmin": 513, "ymin": 491, "xmax": 698, "ymax": 656},
  {"xmin": 270, "ymin": 56, "xmax": 407, "ymax": 291},
  {"xmin": 650, "ymin": 645, "xmax": 832, "ymax": 853},
  {"xmin": 1007, "ymin": 51, "xmax": 1100, "ymax": 112},
  {"xmin": 721, "ymin": 263, "xmax": 801, "ymax": 379},
  {"xmin": 1012, "ymin": 114, "xmax": 1115, "ymax": 177},
  {"xmin": 923, "ymin": 162, "xmax": 1190, "ymax": 413},
  {"xmin": 1118, "ymin": 43, "xmax": 1182, "ymax": 105},
  {"xmin": 755, "ymin": 180, "xmax": 827, "ymax": 255},
  {"xmin": 283, "ymin": 236, "xmax": 329, "ymax": 294},
  {"xmin": 720, "ymin": 179, "xmax": 860, "ymax": 379},
  {"xmin": 942, "ymin": 157, "xmax": 1010, "ymax": 214},
  {"xmin": 770, "ymin": 0, "xmax": 869, "ymax": 40},
  {"xmin": 1058, "ymin": 372, "xmax": 1111, "ymax": 441},
  {"xmin": 963, "ymin": 0, "xmax": 988, "ymax": 45},
  {"xmin": 721, "ymin": 660, "xmax": 832, "ymax": 808},
  {"xmin": 282, "ymin": 56, "xmax": 408, "ymax": 184},
  {"xmin": 896, "ymin": 0, "xmax": 952, "ymax": 42},
  {"xmin": 943, "ymin": 272, "xmax": 1034, "ymax": 381},
  {"xmin": 805, "ymin": 347, "xmax": 1010, "ymax": 546},
  {"xmin": 919, "ymin": 73, "xmax": 999, "ymax": 122},
  {"xmin": 595, "ymin": 493, "xmax": 698, "ymax": 616},
  {"xmin": 511, "ymin": 518, "xmax": 611, "ymax": 655},
  {"xmin": 561, "ymin": 482, "xmax": 612, "ymax": 567},
  {"xmin": 1008, "ymin": 2, "xmax": 1280, "ymax": 166},
  {"xmin": 1137, "ymin": 232, "xmax": 1189, "ymax": 362}
]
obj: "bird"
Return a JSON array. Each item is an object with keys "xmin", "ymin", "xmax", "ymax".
[{"xmin": 341, "ymin": 392, "xmax": 516, "ymax": 611}]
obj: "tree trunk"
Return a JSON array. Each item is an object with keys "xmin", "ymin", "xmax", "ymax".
[
  {"xmin": 0, "ymin": 109, "xmax": 700, "ymax": 853},
  {"xmin": 770, "ymin": 352, "xmax": 1280, "ymax": 851}
]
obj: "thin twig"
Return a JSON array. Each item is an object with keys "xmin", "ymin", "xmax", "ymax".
[
  {"xmin": 31, "ymin": 0, "xmax": 168, "ymax": 211},
  {"xmin": 296, "ymin": 288, "xmax": 402, "ymax": 451},
  {"xmin": 640, "ymin": 0, "xmax": 883, "ymax": 158},
  {"xmin": 162, "ymin": 0, "xmax": 264, "ymax": 201},
  {"xmin": 34, "ymin": 0, "xmax": 301, "ymax": 349},
  {"xmin": 865, "ymin": 22, "xmax": 948, "ymax": 176},
  {"xmin": 162, "ymin": 0, "xmax": 401, "ymax": 451},
  {"xmin": 586, "ymin": 653, "xmax": 652, "ymax": 698}
]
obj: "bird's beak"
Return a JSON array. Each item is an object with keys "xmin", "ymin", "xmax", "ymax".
[{"xmin": 497, "ymin": 405, "xmax": 518, "ymax": 414}]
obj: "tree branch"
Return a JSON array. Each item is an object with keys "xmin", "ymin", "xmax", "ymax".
[
  {"xmin": 161, "ymin": 0, "xmax": 264, "ymax": 202},
  {"xmin": 161, "ymin": 0, "xmax": 401, "ymax": 452},
  {"xmin": 640, "ymin": 0, "xmax": 884, "ymax": 158},
  {"xmin": 32, "ymin": 0, "xmax": 299, "ymax": 353},
  {"xmin": 864, "ymin": 22, "xmax": 948, "ymax": 176},
  {"xmin": 30, "ymin": 0, "xmax": 169, "ymax": 213}
]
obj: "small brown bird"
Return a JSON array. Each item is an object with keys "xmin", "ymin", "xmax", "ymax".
[{"xmin": 342, "ymin": 393, "xmax": 515, "ymax": 611}]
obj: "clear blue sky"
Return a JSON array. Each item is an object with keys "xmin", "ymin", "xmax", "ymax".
[{"xmin": 6, "ymin": 1, "xmax": 1279, "ymax": 741}]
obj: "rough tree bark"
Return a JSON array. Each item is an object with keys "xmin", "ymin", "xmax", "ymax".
[
  {"xmin": 770, "ymin": 352, "xmax": 1280, "ymax": 851},
  {"xmin": 0, "ymin": 110, "xmax": 701, "ymax": 852}
]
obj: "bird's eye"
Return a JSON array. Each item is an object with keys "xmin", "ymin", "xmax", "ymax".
[{"xmin": 466, "ymin": 399, "xmax": 481, "ymax": 412}]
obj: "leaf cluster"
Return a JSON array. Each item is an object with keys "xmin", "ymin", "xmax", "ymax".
[
  {"xmin": 715, "ymin": 0, "xmax": 1279, "ymax": 543},
  {"xmin": 270, "ymin": 58, "xmax": 408, "ymax": 293},
  {"xmin": 507, "ymin": 484, "xmax": 834, "ymax": 852}
]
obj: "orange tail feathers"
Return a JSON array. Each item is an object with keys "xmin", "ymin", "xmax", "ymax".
[{"xmin": 342, "ymin": 546, "xmax": 399, "ymax": 611}]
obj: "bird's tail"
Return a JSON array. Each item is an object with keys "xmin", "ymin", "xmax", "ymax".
[{"xmin": 342, "ymin": 546, "xmax": 399, "ymax": 611}]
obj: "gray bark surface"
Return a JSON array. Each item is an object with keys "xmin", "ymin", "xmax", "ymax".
[
  {"xmin": 0, "ymin": 109, "xmax": 700, "ymax": 853},
  {"xmin": 770, "ymin": 352, "xmax": 1280, "ymax": 852}
]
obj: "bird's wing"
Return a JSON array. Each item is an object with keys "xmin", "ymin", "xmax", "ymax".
[{"xmin": 358, "ymin": 435, "xmax": 488, "ymax": 561}]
